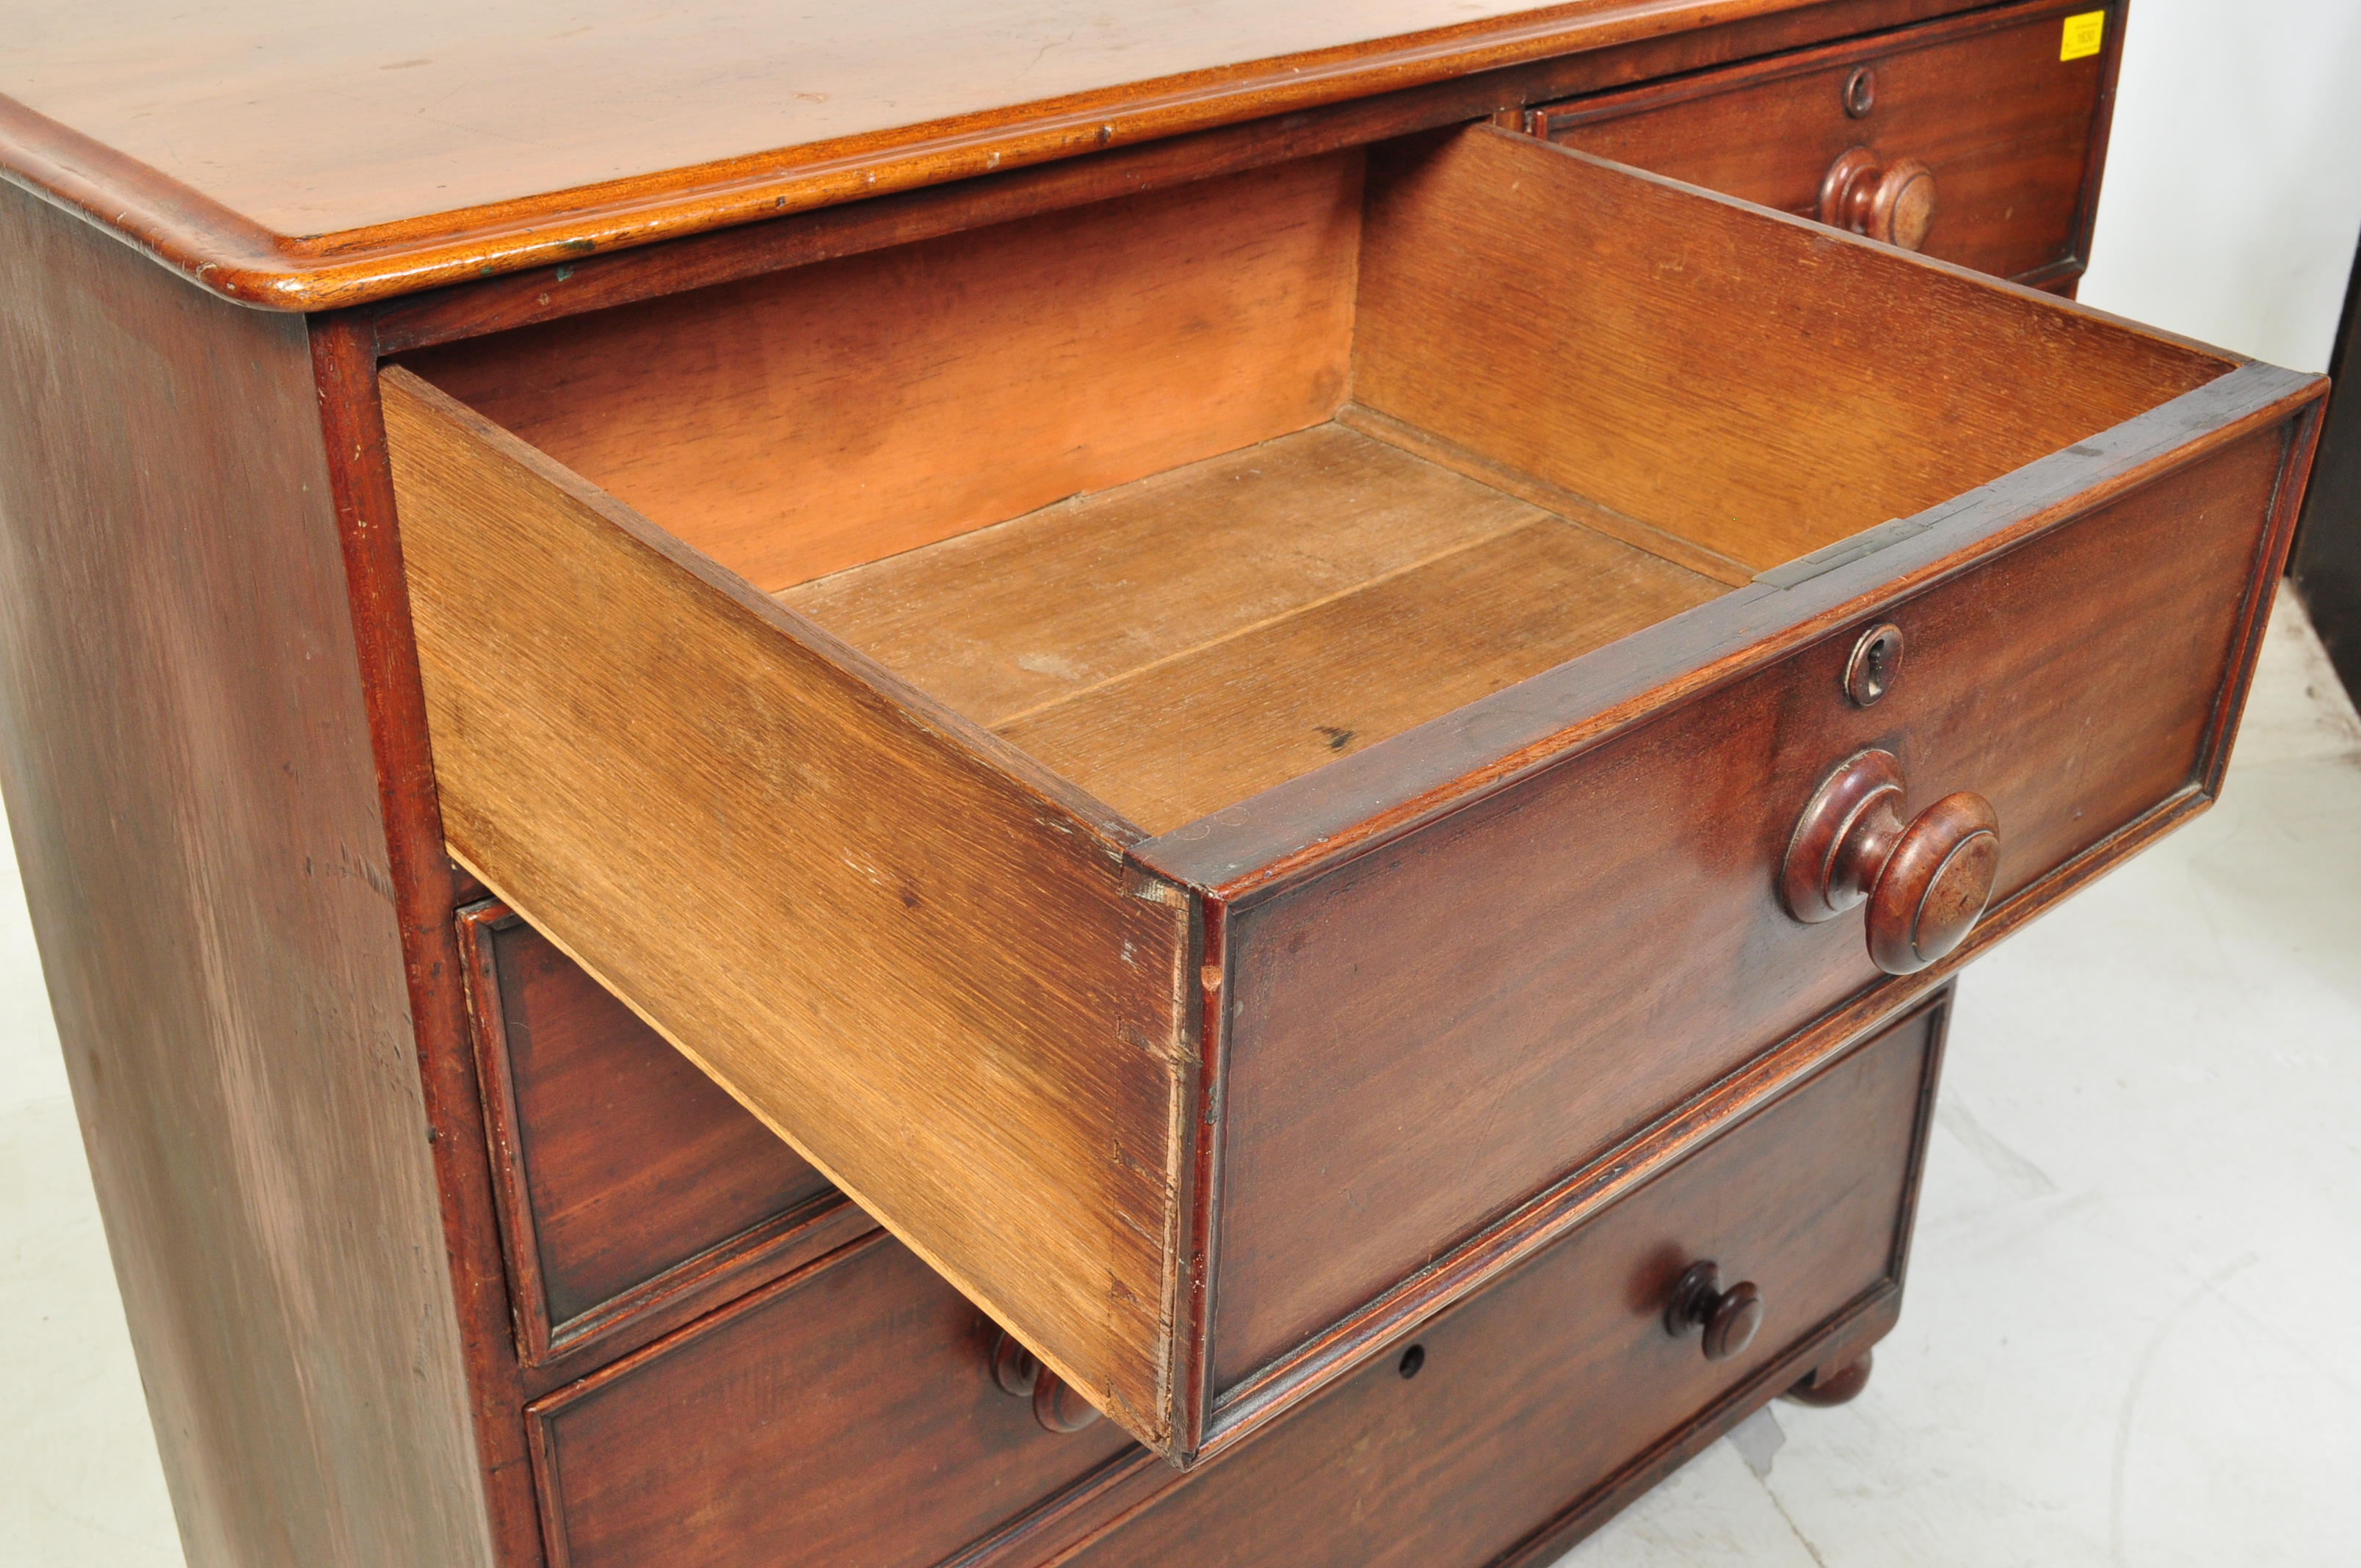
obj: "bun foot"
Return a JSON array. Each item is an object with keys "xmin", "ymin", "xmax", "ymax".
[{"xmin": 1782, "ymin": 1347, "xmax": 1874, "ymax": 1407}]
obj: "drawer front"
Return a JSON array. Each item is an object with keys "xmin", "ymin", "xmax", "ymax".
[
  {"xmin": 1202, "ymin": 419, "xmax": 2291, "ymax": 1394},
  {"xmin": 1528, "ymin": 0, "xmax": 2119, "ymax": 285},
  {"xmin": 1073, "ymin": 994, "xmax": 1945, "ymax": 1568},
  {"xmin": 459, "ymin": 902, "xmax": 863, "ymax": 1370},
  {"xmin": 527, "ymin": 1230, "xmax": 1136, "ymax": 1568}
]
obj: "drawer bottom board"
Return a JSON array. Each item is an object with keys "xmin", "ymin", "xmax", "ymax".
[{"xmin": 777, "ymin": 418, "xmax": 1727, "ymax": 835}]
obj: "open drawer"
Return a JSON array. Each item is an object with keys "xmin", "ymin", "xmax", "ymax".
[{"xmin": 381, "ymin": 123, "xmax": 2321, "ymax": 1464}]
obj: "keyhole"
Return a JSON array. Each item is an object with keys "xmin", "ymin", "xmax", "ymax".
[
  {"xmin": 1843, "ymin": 66, "xmax": 1876, "ymax": 118},
  {"xmin": 1398, "ymin": 1343, "xmax": 1426, "ymax": 1379},
  {"xmin": 1843, "ymin": 623, "xmax": 1906, "ymax": 706}
]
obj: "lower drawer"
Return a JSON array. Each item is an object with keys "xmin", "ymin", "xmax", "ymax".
[
  {"xmin": 1070, "ymin": 990, "xmax": 1948, "ymax": 1566},
  {"xmin": 524, "ymin": 990, "xmax": 1947, "ymax": 1567},
  {"xmin": 526, "ymin": 1230, "xmax": 1136, "ymax": 1568},
  {"xmin": 459, "ymin": 901, "xmax": 866, "ymax": 1372}
]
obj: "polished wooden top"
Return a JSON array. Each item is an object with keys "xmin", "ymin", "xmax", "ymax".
[{"xmin": 0, "ymin": 0, "xmax": 1835, "ymax": 309}]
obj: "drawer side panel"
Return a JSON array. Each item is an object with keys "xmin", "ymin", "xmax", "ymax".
[{"xmin": 383, "ymin": 369, "xmax": 1194, "ymax": 1446}]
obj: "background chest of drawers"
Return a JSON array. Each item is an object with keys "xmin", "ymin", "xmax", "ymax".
[{"xmin": 0, "ymin": 2, "xmax": 2321, "ymax": 1566}]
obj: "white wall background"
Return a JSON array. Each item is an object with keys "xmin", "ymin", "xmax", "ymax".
[
  {"xmin": 2078, "ymin": 0, "xmax": 2361, "ymax": 371},
  {"xmin": 0, "ymin": 817, "xmax": 62, "ymax": 1111}
]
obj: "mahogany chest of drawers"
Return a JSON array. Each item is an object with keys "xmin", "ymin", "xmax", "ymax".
[{"xmin": 0, "ymin": 3, "xmax": 2321, "ymax": 1564}]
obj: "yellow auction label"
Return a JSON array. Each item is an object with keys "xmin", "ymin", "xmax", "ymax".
[{"xmin": 2061, "ymin": 10, "xmax": 2106, "ymax": 59}]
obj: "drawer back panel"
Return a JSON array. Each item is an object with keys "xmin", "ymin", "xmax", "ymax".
[{"xmin": 402, "ymin": 153, "xmax": 1363, "ymax": 595}]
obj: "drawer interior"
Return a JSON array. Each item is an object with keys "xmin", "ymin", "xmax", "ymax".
[{"xmin": 403, "ymin": 125, "xmax": 2230, "ymax": 835}]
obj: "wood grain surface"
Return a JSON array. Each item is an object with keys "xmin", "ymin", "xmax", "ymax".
[
  {"xmin": 0, "ymin": 0, "xmax": 1981, "ymax": 308},
  {"xmin": 403, "ymin": 155, "xmax": 1363, "ymax": 592},
  {"xmin": 1352, "ymin": 126, "xmax": 2229, "ymax": 573},
  {"xmin": 1065, "ymin": 997, "xmax": 1942, "ymax": 1568},
  {"xmin": 382, "ymin": 366, "xmax": 1197, "ymax": 1449},
  {"xmin": 0, "ymin": 2, "xmax": 2291, "ymax": 1555},
  {"xmin": 1334, "ymin": 402, "xmax": 1759, "ymax": 584},
  {"xmin": 0, "ymin": 185, "xmax": 494, "ymax": 1567},
  {"xmin": 1147, "ymin": 360, "xmax": 2317, "ymax": 1443},
  {"xmin": 356, "ymin": 0, "xmax": 1991, "ymax": 353},
  {"xmin": 529, "ymin": 1232, "xmax": 1137, "ymax": 1568},
  {"xmin": 382, "ymin": 128, "xmax": 2320, "ymax": 1464},
  {"xmin": 308, "ymin": 313, "xmax": 548, "ymax": 1568},
  {"xmin": 1139, "ymin": 366, "xmax": 2321, "ymax": 896},
  {"xmin": 1532, "ymin": 0, "xmax": 2119, "ymax": 284}
]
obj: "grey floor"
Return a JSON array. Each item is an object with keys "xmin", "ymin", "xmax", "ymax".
[{"xmin": 4, "ymin": 597, "xmax": 2357, "ymax": 1567}]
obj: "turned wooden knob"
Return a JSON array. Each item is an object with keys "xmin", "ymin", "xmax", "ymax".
[
  {"xmin": 991, "ymin": 1330, "xmax": 1102, "ymax": 1434},
  {"xmin": 1033, "ymin": 1372, "xmax": 1102, "ymax": 1433},
  {"xmin": 1816, "ymin": 148, "xmax": 1937, "ymax": 250},
  {"xmin": 1665, "ymin": 1261, "xmax": 1763, "ymax": 1362},
  {"xmin": 1782, "ymin": 749, "xmax": 1998, "ymax": 976}
]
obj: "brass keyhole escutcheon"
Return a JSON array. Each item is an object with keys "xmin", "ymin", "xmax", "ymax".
[
  {"xmin": 1842, "ymin": 66, "xmax": 1876, "ymax": 117},
  {"xmin": 1845, "ymin": 622, "xmax": 1905, "ymax": 706}
]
